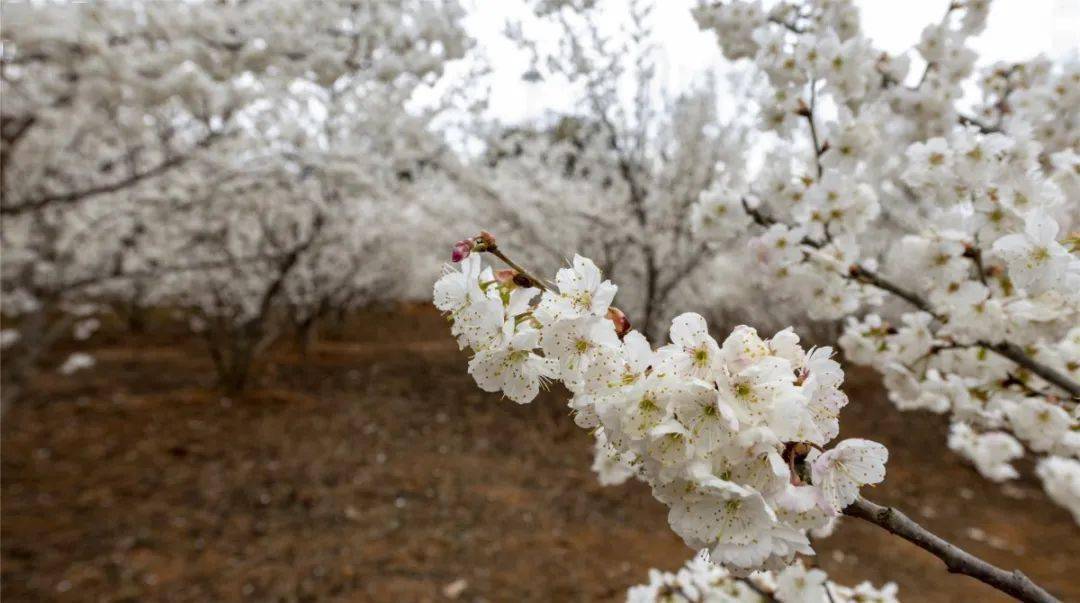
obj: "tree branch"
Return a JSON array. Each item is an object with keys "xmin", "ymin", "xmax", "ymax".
[
  {"xmin": 488, "ymin": 247, "xmax": 550, "ymax": 292},
  {"xmin": 800, "ymin": 83, "xmax": 825, "ymax": 179},
  {"xmin": 767, "ymin": 15, "xmax": 807, "ymax": 34},
  {"xmin": 738, "ymin": 577, "xmax": 778, "ymax": 602},
  {"xmin": 741, "ymin": 201, "xmax": 1080, "ymax": 400},
  {"xmin": 845, "ymin": 497, "xmax": 1060, "ymax": 603},
  {"xmin": 981, "ymin": 340, "xmax": 1080, "ymax": 399},
  {"xmin": 1, "ymin": 131, "xmax": 221, "ymax": 216},
  {"xmin": 958, "ymin": 113, "xmax": 1001, "ymax": 134}
]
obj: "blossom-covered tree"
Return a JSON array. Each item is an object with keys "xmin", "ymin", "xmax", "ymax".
[
  {"xmin": 433, "ymin": 0, "xmax": 755, "ymax": 341},
  {"xmin": 686, "ymin": 0, "xmax": 1079, "ymax": 522},
  {"xmin": 1, "ymin": 0, "xmax": 471, "ymax": 400}
]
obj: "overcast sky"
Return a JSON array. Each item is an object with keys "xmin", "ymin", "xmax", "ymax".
[{"xmin": 458, "ymin": 0, "xmax": 1080, "ymax": 124}]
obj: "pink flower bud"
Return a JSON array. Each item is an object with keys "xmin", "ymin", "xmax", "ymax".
[
  {"xmin": 478, "ymin": 231, "xmax": 497, "ymax": 250},
  {"xmin": 606, "ymin": 306, "xmax": 631, "ymax": 339},
  {"xmin": 451, "ymin": 239, "xmax": 472, "ymax": 263}
]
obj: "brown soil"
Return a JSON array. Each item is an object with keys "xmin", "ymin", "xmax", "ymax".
[{"xmin": 2, "ymin": 305, "xmax": 1077, "ymax": 602}]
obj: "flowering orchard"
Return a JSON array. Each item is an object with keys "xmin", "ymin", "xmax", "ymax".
[
  {"xmin": 0, "ymin": 0, "xmax": 1076, "ymax": 599},
  {"xmin": 0, "ymin": 0, "xmax": 470, "ymax": 400}
]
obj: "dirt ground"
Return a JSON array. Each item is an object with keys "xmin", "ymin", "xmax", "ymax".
[{"xmin": 2, "ymin": 305, "xmax": 1078, "ymax": 602}]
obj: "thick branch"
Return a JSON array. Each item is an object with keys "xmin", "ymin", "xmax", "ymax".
[{"xmin": 845, "ymin": 497, "xmax": 1059, "ymax": 603}]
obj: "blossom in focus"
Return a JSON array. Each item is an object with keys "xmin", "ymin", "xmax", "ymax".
[{"xmin": 437, "ymin": 251, "xmax": 888, "ymax": 572}]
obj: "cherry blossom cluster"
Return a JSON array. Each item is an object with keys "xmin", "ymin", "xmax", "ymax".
[
  {"xmin": 691, "ymin": 0, "xmax": 1079, "ymax": 520},
  {"xmin": 628, "ymin": 551, "xmax": 898, "ymax": 603},
  {"xmin": 435, "ymin": 237, "xmax": 887, "ymax": 572}
]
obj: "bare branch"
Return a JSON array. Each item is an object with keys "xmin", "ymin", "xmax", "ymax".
[{"xmin": 845, "ymin": 497, "xmax": 1060, "ymax": 603}]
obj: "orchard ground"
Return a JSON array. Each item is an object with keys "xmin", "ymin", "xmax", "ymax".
[{"xmin": 2, "ymin": 305, "xmax": 1077, "ymax": 602}]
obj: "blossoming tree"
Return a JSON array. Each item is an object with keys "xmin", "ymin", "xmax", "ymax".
[
  {"xmin": 0, "ymin": 0, "xmax": 471, "ymax": 401},
  {"xmin": 685, "ymin": 0, "xmax": 1079, "ymax": 524},
  {"xmin": 432, "ymin": 0, "xmax": 756, "ymax": 341}
]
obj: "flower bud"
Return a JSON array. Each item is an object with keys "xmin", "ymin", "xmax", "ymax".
[
  {"xmin": 494, "ymin": 269, "xmax": 517, "ymax": 285},
  {"xmin": 451, "ymin": 239, "xmax": 473, "ymax": 263},
  {"xmin": 475, "ymin": 230, "xmax": 498, "ymax": 252},
  {"xmin": 606, "ymin": 306, "xmax": 631, "ymax": 339}
]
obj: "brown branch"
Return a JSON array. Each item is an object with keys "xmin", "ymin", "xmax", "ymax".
[
  {"xmin": 958, "ymin": 113, "xmax": 1001, "ymax": 134},
  {"xmin": 845, "ymin": 497, "xmax": 1060, "ymax": 603},
  {"xmin": 487, "ymin": 247, "xmax": 549, "ymax": 292},
  {"xmin": 981, "ymin": 340, "xmax": 1080, "ymax": 400},
  {"xmin": 964, "ymin": 243, "xmax": 990, "ymax": 286},
  {"xmin": 799, "ymin": 83, "xmax": 825, "ymax": 179},
  {"xmin": 847, "ymin": 264, "xmax": 938, "ymax": 317},
  {"xmin": 767, "ymin": 15, "xmax": 807, "ymax": 34},
  {"xmin": 741, "ymin": 201, "xmax": 1080, "ymax": 400},
  {"xmin": 737, "ymin": 577, "xmax": 778, "ymax": 602}
]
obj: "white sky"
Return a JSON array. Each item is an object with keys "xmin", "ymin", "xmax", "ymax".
[{"xmin": 459, "ymin": 0, "xmax": 1080, "ymax": 124}]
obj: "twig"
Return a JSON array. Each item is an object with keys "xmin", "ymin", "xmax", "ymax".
[
  {"xmin": 958, "ymin": 113, "xmax": 1001, "ymax": 134},
  {"xmin": 767, "ymin": 15, "xmax": 806, "ymax": 34},
  {"xmin": 845, "ymin": 497, "xmax": 1060, "ymax": 603},
  {"xmin": 965, "ymin": 243, "xmax": 990, "ymax": 286},
  {"xmin": 801, "ymin": 82, "xmax": 825, "ymax": 179},
  {"xmin": 487, "ymin": 247, "xmax": 549, "ymax": 292},
  {"xmin": 737, "ymin": 577, "xmax": 778, "ymax": 602},
  {"xmin": 981, "ymin": 340, "xmax": 1080, "ymax": 399}
]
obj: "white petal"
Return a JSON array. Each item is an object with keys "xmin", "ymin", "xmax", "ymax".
[
  {"xmin": 1025, "ymin": 210, "xmax": 1059, "ymax": 244},
  {"xmin": 502, "ymin": 360, "xmax": 538, "ymax": 404},
  {"xmin": 468, "ymin": 350, "xmax": 506, "ymax": 393},
  {"xmin": 669, "ymin": 312, "xmax": 709, "ymax": 347},
  {"xmin": 433, "ymin": 273, "xmax": 466, "ymax": 312},
  {"xmin": 573, "ymin": 254, "xmax": 602, "ymax": 291},
  {"xmin": 835, "ymin": 438, "xmax": 889, "ymax": 484}
]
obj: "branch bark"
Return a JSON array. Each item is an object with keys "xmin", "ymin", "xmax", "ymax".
[{"xmin": 845, "ymin": 497, "xmax": 1060, "ymax": 603}]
